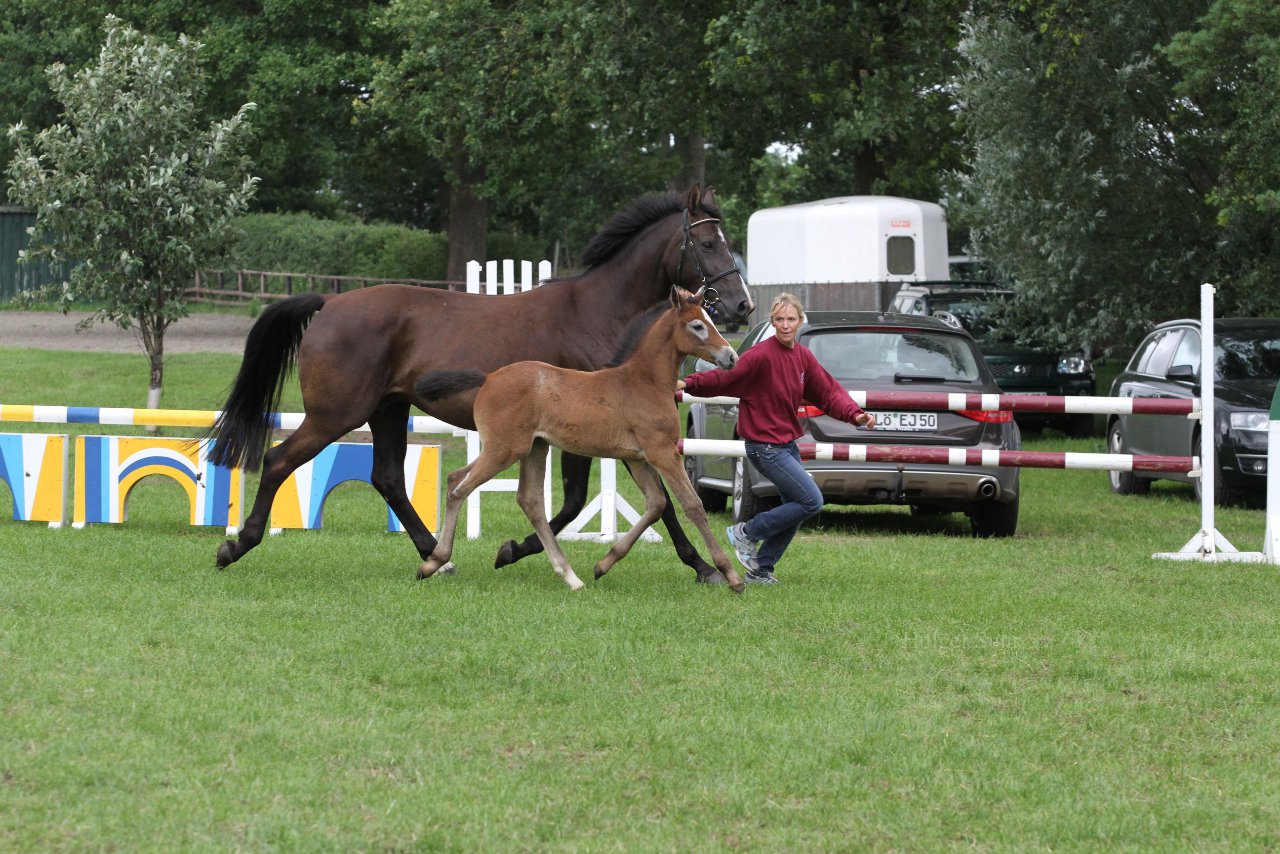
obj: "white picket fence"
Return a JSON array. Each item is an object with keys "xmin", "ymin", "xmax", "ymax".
[{"xmin": 461, "ymin": 259, "xmax": 656, "ymax": 543}]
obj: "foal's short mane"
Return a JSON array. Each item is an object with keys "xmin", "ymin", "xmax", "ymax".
[
  {"xmin": 605, "ymin": 301, "xmax": 668, "ymax": 368},
  {"xmin": 579, "ymin": 191, "xmax": 723, "ymax": 271}
]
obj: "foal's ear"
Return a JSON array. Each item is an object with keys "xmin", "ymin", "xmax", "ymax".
[
  {"xmin": 670, "ymin": 285, "xmax": 683, "ymax": 309},
  {"xmin": 685, "ymin": 182, "xmax": 702, "ymax": 213}
]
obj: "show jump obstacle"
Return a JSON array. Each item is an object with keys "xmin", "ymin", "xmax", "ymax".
[{"xmin": 680, "ymin": 284, "xmax": 1275, "ymax": 565}]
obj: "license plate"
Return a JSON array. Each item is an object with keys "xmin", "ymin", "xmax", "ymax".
[{"xmin": 868, "ymin": 411, "xmax": 937, "ymax": 432}]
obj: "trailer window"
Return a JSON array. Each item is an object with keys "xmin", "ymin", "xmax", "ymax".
[{"xmin": 886, "ymin": 236, "xmax": 915, "ymax": 275}]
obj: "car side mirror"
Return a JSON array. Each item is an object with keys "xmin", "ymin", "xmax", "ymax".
[{"xmin": 1166, "ymin": 364, "xmax": 1197, "ymax": 381}]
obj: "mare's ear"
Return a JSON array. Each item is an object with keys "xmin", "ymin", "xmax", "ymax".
[
  {"xmin": 701, "ymin": 185, "xmax": 716, "ymax": 210},
  {"xmin": 685, "ymin": 182, "xmax": 702, "ymax": 213}
]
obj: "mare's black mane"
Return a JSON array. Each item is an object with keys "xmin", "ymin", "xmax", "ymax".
[{"xmin": 578, "ymin": 191, "xmax": 722, "ymax": 271}]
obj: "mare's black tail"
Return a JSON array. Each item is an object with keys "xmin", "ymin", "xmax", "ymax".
[{"xmin": 207, "ymin": 292, "xmax": 326, "ymax": 471}]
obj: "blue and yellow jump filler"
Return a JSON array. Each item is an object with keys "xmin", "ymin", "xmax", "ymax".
[{"xmin": 0, "ymin": 433, "xmax": 69, "ymax": 527}]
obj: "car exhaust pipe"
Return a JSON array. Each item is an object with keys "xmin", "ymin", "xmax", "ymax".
[{"xmin": 977, "ymin": 478, "xmax": 999, "ymax": 499}]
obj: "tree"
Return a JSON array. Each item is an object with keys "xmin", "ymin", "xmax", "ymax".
[
  {"xmin": 1165, "ymin": 0, "xmax": 1280, "ymax": 316},
  {"xmin": 708, "ymin": 0, "xmax": 969, "ymax": 205},
  {"xmin": 954, "ymin": 1, "xmax": 1215, "ymax": 353},
  {"xmin": 7, "ymin": 14, "xmax": 257, "ymax": 408}
]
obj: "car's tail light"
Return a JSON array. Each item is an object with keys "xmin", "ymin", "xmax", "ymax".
[
  {"xmin": 958, "ymin": 409, "xmax": 1013, "ymax": 423},
  {"xmin": 797, "ymin": 405, "xmax": 823, "ymax": 418}
]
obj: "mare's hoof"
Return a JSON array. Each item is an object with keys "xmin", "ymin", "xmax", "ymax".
[
  {"xmin": 696, "ymin": 570, "xmax": 728, "ymax": 585},
  {"xmin": 215, "ymin": 540, "xmax": 237, "ymax": 570},
  {"xmin": 493, "ymin": 540, "xmax": 518, "ymax": 568}
]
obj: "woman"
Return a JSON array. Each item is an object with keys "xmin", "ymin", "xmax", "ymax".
[{"xmin": 677, "ymin": 293, "xmax": 876, "ymax": 584}]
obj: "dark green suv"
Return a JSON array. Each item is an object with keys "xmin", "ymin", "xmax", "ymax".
[{"xmin": 890, "ymin": 283, "xmax": 1096, "ymax": 436}]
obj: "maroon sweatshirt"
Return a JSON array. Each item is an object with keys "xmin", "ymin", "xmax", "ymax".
[{"xmin": 683, "ymin": 336, "xmax": 864, "ymax": 444}]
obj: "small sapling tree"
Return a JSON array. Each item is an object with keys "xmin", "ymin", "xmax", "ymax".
[{"xmin": 6, "ymin": 14, "xmax": 258, "ymax": 410}]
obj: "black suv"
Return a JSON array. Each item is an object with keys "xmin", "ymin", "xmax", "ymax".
[{"xmin": 890, "ymin": 283, "xmax": 1096, "ymax": 436}]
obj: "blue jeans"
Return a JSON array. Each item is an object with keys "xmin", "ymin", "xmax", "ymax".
[{"xmin": 742, "ymin": 441, "xmax": 823, "ymax": 572}]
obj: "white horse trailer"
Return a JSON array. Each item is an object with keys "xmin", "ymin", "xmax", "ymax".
[{"xmin": 745, "ymin": 196, "xmax": 949, "ymax": 315}]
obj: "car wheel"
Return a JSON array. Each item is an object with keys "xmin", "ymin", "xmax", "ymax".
[
  {"xmin": 1192, "ymin": 433, "xmax": 1238, "ymax": 507},
  {"xmin": 684, "ymin": 445, "xmax": 726, "ymax": 512},
  {"xmin": 970, "ymin": 493, "xmax": 1019, "ymax": 538},
  {"xmin": 732, "ymin": 456, "xmax": 777, "ymax": 525},
  {"xmin": 1107, "ymin": 420, "xmax": 1149, "ymax": 495}
]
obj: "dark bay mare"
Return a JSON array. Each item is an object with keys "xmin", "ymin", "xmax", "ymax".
[
  {"xmin": 415, "ymin": 286, "xmax": 744, "ymax": 592},
  {"xmin": 208, "ymin": 184, "xmax": 753, "ymax": 579}
]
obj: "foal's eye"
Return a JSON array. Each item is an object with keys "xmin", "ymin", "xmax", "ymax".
[{"xmin": 690, "ymin": 322, "xmax": 705, "ymax": 333}]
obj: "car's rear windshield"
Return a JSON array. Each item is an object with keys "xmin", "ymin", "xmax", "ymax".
[
  {"xmin": 805, "ymin": 329, "xmax": 982, "ymax": 382},
  {"xmin": 1218, "ymin": 329, "xmax": 1280, "ymax": 381}
]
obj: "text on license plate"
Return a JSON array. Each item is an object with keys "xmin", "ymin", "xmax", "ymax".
[{"xmin": 869, "ymin": 411, "xmax": 937, "ymax": 431}]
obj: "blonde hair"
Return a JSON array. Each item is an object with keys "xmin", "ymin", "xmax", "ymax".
[{"xmin": 769, "ymin": 292, "xmax": 805, "ymax": 322}]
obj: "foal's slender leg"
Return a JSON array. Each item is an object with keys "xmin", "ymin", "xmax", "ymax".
[
  {"xmin": 626, "ymin": 462, "xmax": 726, "ymax": 585},
  {"xmin": 645, "ymin": 449, "xmax": 744, "ymax": 593},
  {"xmin": 493, "ymin": 451, "xmax": 592, "ymax": 568},
  {"xmin": 216, "ymin": 420, "xmax": 341, "ymax": 569},
  {"xmin": 592, "ymin": 460, "xmax": 668, "ymax": 580},
  {"xmin": 366, "ymin": 403, "xmax": 440, "ymax": 562},
  {"xmin": 418, "ymin": 447, "xmax": 521, "ymax": 579},
  {"xmin": 516, "ymin": 440, "xmax": 584, "ymax": 590}
]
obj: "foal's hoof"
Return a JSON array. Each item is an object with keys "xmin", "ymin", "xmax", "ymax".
[
  {"xmin": 215, "ymin": 540, "xmax": 237, "ymax": 570},
  {"xmin": 417, "ymin": 561, "xmax": 456, "ymax": 580},
  {"xmin": 696, "ymin": 569, "xmax": 729, "ymax": 585},
  {"xmin": 493, "ymin": 539, "xmax": 519, "ymax": 568}
]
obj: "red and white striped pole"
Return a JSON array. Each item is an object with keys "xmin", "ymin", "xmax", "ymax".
[
  {"xmin": 677, "ymin": 438, "xmax": 1193, "ymax": 474},
  {"xmin": 678, "ymin": 389, "xmax": 1198, "ymax": 417}
]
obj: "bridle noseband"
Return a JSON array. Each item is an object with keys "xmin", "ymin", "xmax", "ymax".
[{"xmin": 674, "ymin": 208, "xmax": 741, "ymax": 312}]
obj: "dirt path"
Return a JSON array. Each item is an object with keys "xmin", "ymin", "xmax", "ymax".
[{"xmin": 0, "ymin": 310, "xmax": 255, "ymax": 354}]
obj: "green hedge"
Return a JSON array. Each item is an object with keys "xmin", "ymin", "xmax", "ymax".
[{"xmin": 229, "ymin": 213, "xmax": 549, "ymax": 281}]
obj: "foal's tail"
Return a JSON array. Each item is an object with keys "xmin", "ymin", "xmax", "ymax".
[
  {"xmin": 414, "ymin": 369, "xmax": 486, "ymax": 402},
  {"xmin": 207, "ymin": 292, "xmax": 327, "ymax": 471}
]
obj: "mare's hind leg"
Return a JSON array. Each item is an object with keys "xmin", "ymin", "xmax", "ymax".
[
  {"xmin": 367, "ymin": 402, "xmax": 440, "ymax": 563},
  {"xmin": 493, "ymin": 451, "xmax": 591, "ymax": 568},
  {"xmin": 516, "ymin": 440, "xmax": 584, "ymax": 590},
  {"xmin": 217, "ymin": 420, "xmax": 339, "ymax": 569},
  {"xmin": 592, "ymin": 460, "xmax": 668, "ymax": 580}
]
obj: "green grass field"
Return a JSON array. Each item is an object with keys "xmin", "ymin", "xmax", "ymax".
[{"xmin": 1, "ymin": 348, "xmax": 1276, "ymax": 851}]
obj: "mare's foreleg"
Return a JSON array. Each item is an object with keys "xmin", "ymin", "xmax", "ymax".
[
  {"xmin": 493, "ymin": 451, "xmax": 592, "ymax": 568},
  {"xmin": 647, "ymin": 450, "xmax": 743, "ymax": 593},
  {"xmin": 216, "ymin": 422, "xmax": 334, "ymax": 569},
  {"xmin": 592, "ymin": 460, "xmax": 667, "ymax": 580},
  {"xmin": 368, "ymin": 402, "xmax": 440, "ymax": 563},
  {"xmin": 516, "ymin": 440, "xmax": 584, "ymax": 590}
]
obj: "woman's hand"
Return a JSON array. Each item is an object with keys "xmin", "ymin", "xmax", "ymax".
[
  {"xmin": 855, "ymin": 411, "xmax": 877, "ymax": 430},
  {"xmin": 675, "ymin": 380, "xmax": 686, "ymax": 391}
]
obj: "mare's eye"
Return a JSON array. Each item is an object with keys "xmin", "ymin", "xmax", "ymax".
[{"xmin": 701, "ymin": 240, "xmax": 714, "ymax": 250}]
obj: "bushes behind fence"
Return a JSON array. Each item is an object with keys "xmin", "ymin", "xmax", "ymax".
[{"xmin": 229, "ymin": 213, "xmax": 549, "ymax": 282}]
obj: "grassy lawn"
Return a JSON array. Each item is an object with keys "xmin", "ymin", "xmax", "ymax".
[{"xmin": 1, "ymin": 347, "xmax": 1276, "ymax": 851}]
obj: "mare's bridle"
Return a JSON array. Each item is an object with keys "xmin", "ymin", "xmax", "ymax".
[{"xmin": 674, "ymin": 208, "xmax": 742, "ymax": 313}]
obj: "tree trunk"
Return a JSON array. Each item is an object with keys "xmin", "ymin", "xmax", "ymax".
[
  {"xmin": 665, "ymin": 130, "xmax": 706, "ymax": 194},
  {"xmin": 146, "ymin": 333, "xmax": 164, "ymax": 434},
  {"xmin": 446, "ymin": 155, "xmax": 488, "ymax": 282},
  {"xmin": 851, "ymin": 143, "xmax": 886, "ymax": 195}
]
